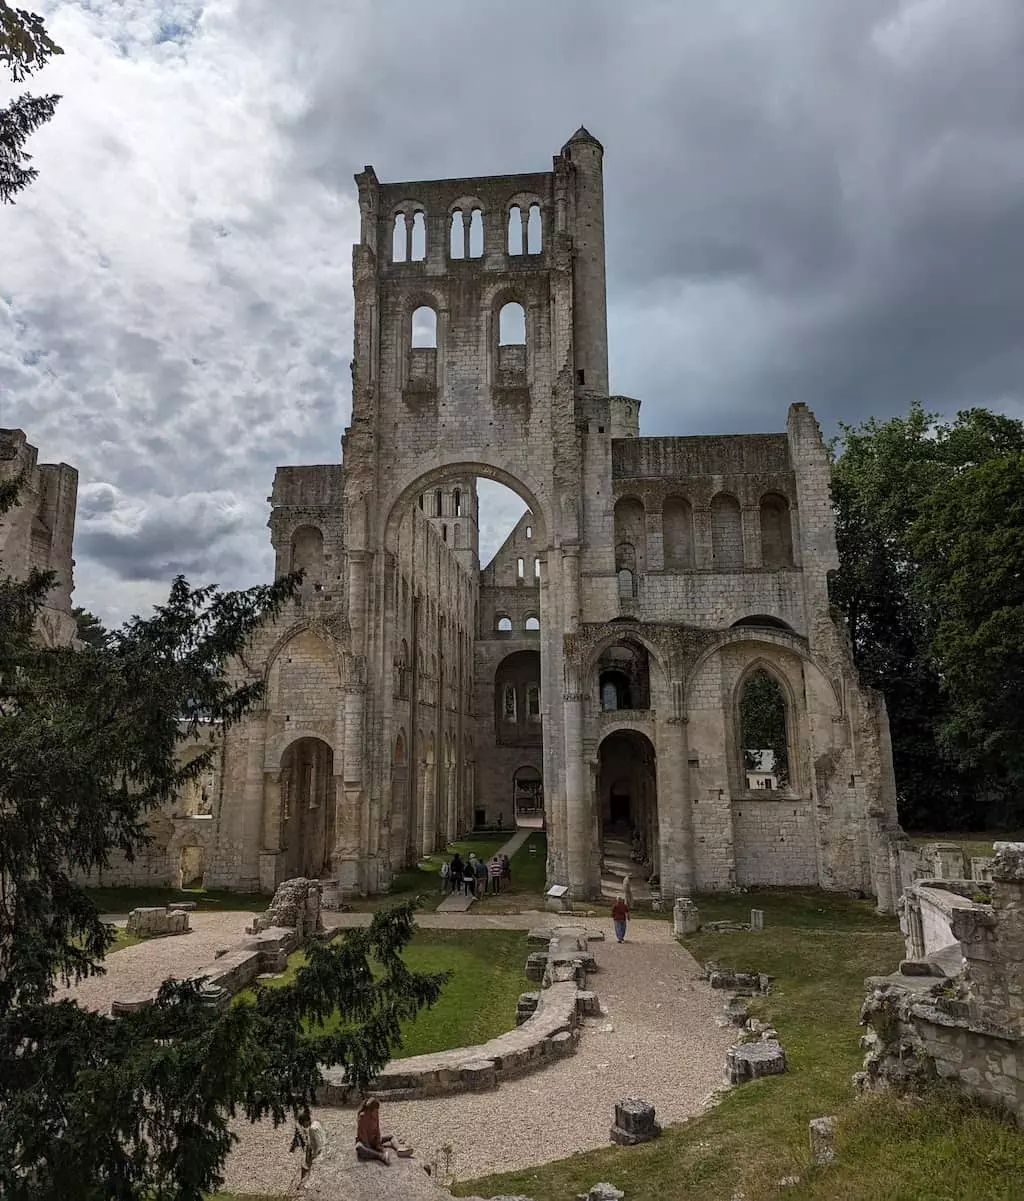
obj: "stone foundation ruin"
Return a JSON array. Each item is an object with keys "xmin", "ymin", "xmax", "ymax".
[{"xmin": 857, "ymin": 842, "xmax": 1024, "ymax": 1123}]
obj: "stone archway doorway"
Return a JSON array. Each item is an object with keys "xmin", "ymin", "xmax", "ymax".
[
  {"xmin": 280, "ymin": 737, "xmax": 335, "ymax": 879},
  {"xmin": 597, "ymin": 730, "xmax": 658, "ymax": 899}
]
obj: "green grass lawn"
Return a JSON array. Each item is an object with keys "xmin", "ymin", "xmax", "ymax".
[
  {"xmin": 235, "ymin": 928, "xmax": 530, "ymax": 1058},
  {"xmin": 85, "ymin": 885, "xmax": 268, "ymax": 914},
  {"xmin": 459, "ymin": 888, "xmax": 1024, "ymax": 1201},
  {"xmin": 471, "ymin": 830, "xmax": 548, "ymax": 911},
  {"xmin": 108, "ymin": 926, "xmax": 143, "ymax": 954}
]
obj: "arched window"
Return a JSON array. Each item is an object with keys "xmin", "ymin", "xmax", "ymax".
[
  {"xmin": 410, "ymin": 211, "xmax": 426, "ymax": 261},
  {"xmin": 395, "ymin": 638, "xmax": 410, "ymax": 699},
  {"xmin": 435, "ymin": 490, "xmax": 443, "ymax": 517},
  {"xmin": 525, "ymin": 524, "xmax": 532, "ymax": 539},
  {"xmin": 597, "ymin": 641, "xmax": 650, "ymax": 711},
  {"xmin": 663, "ymin": 495, "xmax": 694, "ymax": 570},
  {"xmin": 411, "ymin": 305, "xmax": 436, "ymax": 348},
  {"xmin": 392, "ymin": 213, "xmax": 407, "ymax": 263},
  {"xmin": 497, "ymin": 615, "xmax": 513, "ymax": 633},
  {"xmin": 499, "ymin": 302, "xmax": 526, "ymax": 346},
  {"xmin": 526, "ymin": 684, "xmax": 540, "ymax": 718},
  {"xmin": 527, "ymin": 203, "xmax": 542, "ymax": 253},
  {"xmin": 525, "ymin": 615, "xmax": 540, "ymax": 631},
  {"xmin": 711, "ymin": 493, "xmax": 743, "ymax": 569},
  {"xmin": 533, "ymin": 557, "xmax": 540, "ymax": 579},
  {"xmin": 394, "ymin": 730, "xmax": 407, "ymax": 765},
  {"xmin": 740, "ymin": 669, "xmax": 790, "ymax": 791},
  {"xmin": 469, "ymin": 209, "xmax": 484, "ymax": 258},
  {"xmin": 291, "ymin": 525, "xmax": 324, "ymax": 582},
  {"xmin": 453, "ymin": 488, "xmax": 462, "ymax": 516},
  {"xmin": 613, "ymin": 497, "xmax": 647, "ymax": 572},
  {"xmin": 517, "ymin": 557, "xmax": 525, "ymax": 580},
  {"xmin": 442, "ymin": 524, "xmax": 448, "ymax": 542},
  {"xmin": 449, "ymin": 209, "xmax": 465, "ymax": 259},
  {"xmin": 507, "ymin": 205, "xmax": 523, "ymax": 255},
  {"xmin": 502, "ymin": 683, "xmax": 517, "ymax": 722},
  {"xmin": 601, "ymin": 678, "xmax": 621, "ymax": 711},
  {"xmin": 617, "ymin": 568, "xmax": 635, "ymax": 599},
  {"xmin": 760, "ymin": 493, "xmax": 794, "ymax": 568}
]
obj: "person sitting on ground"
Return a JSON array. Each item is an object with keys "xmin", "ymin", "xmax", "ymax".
[
  {"xmin": 355, "ymin": 1096, "xmax": 402, "ymax": 1165},
  {"xmin": 611, "ymin": 895, "xmax": 629, "ymax": 943},
  {"xmin": 474, "ymin": 854, "xmax": 488, "ymax": 897},
  {"xmin": 291, "ymin": 1106, "xmax": 327, "ymax": 1183},
  {"xmin": 488, "ymin": 855, "xmax": 502, "ymax": 894}
]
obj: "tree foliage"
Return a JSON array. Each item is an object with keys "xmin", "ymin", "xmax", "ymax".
[
  {"xmin": 71, "ymin": 606, "xmax": 108, "ymax": 648},
  {"xmin": 831, "ymin": 403, "xmax": 1024, "ymax": 829},
  {"xmin": 0, "ymin": 486, "xmax": 448, "ymax": 1198},
  {"xmin": 1, "ymin": 2, "xmax": 61, "ymax": 203},
  {"xmin": 740, "ymin": 670, "xmax": 789, "ymax": 786}
]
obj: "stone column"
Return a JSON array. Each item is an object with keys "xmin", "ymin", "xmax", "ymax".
[
  {"xmin": 335, "ymin": 655, "xmax": 366, "ymax": 895},
  {"xmin": 693, "ymin": 506, "xmax": 713, "ymax": 569},
  {"xmin": 564, "ymin": 687, "xmax": 593, "ymax": 900},
  {"xmin": 659, "ymin": 708, "xmax": 695, "ymax": 899},
  {"xmin": 742, "ymin": 505, "xmax": 762, "ymax": 569},
  {"xmin": 561, "ymin": 544, "xmax": 581, "ymax": 630}
]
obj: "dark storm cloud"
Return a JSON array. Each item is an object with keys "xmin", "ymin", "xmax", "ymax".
[{"xmin": 4, "ymin": 0, "xmax": 1023, "ymax": 623}]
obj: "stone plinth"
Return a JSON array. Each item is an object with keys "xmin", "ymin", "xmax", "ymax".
[
  {"xmin": 609, "ymin": 1098, "xmax": 660, "ymax": 1146},
  {"xmin": 126, "ymin": 907, "xmax": 190, "ymax": 938},
  {"xmin": 726, "ymin": 1040, "xmax": 786, "ymax": 1084},
  {"xmin": 577, "ymin": 1186, "xmax": 625, "ymax": 1201},
  {"xmin": 809, "ymin": 1115, "xmax": 837, "ymax": 1165},
  {"xmin": 673, "ymin": 897, "xmax": 700, "ymax": 936}
]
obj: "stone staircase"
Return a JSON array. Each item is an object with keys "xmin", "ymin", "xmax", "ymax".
[{"xmin": 600, "ymin": 832, "xmax": 653, "ymax": 903}]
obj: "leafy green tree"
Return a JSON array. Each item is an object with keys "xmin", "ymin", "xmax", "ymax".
[
  {"xmin": 0, "ymin": 488, "xmax": 447, "ymax": 1198},
  {"xmin": 912, "ymin": 453, "xmax": 1024, "ymax": 801},
  {"xmin": 831, "ymin": 403, "xmax": 1024, "ymax": 829},
  {"xmin": 739, "ymin": 670, "xmax": 789, "ymax": 787},
  {"xmin": 71, "ymin": 605, "xmax": 107, "ymax": 648},
  {"xmin": 1, "ymin": 2, "xmax": 62, "ymax": 203}
]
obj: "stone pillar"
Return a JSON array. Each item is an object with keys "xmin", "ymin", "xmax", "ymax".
[
  {"xmin": 658, "ymin": 680, "xmax": 695, "ymax": 899},
  {"xmin": 693, "ymin": 506, "xmax": 713, "ymax": 569},
  {"xmin": 335, "ymin": 657, "xmax": 366, "ymax": 894},
  {"xmin": 742, "ymin": 505, "xmax": 762, "ymax": 568},
  {"xmin": 564, "ymin": 689, "xmax": 593, "ymax": 899},
  {"xmin": 562, "ymin": 545, "xmax": 581, "ymax": 631}
]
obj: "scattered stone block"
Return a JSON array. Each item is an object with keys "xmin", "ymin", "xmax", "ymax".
[
  {"xmin": 577, "ymin": 1185, "xmax": 625, "ymax": 1201},
  {"xmin": 726, "ymin": 1040, "xmax": 786, "ymax": 1085},
  {"xmin": 673, "ymin": 896, "xmax": 701, "ymax": 936},
  {"xmin": 126, "ymin": 907, "xmax": 190, "ymax": 938},
  {"xmin": 750, "ymin": 908, "xmax": 764, "ymax": 931},
  {"xmin": 809, "ymin": 1115, "xmax": 837, "ymax": 1165},
  {"xmin": 167, "ymin": 900, "xmax": 196, "ymax": 912},
  {"xmin": 525, "ymin": 952, "xmax": 548, "ymax": 981},
  {"xmin": 609, "ymin": 1098, "xmax": 661, "ymax": 1146},
  {"xmin": 575, "ymin": 989, "xmax": 601, "ymax": 1017},
  {"xmin": 516, "ymin": 992, "xmax": 540, "ymax": 1025},
  {"xmin": 458, "ymin": 1059, "xmax": 497, "ymax": 1090}
]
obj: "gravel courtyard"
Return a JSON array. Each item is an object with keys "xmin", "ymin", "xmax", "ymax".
[{"xmin": 60, "ymin": 909, "xmax": 733, "ymax": 1190}]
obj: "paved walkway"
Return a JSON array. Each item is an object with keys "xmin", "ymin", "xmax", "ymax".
[{"xmin": 435, "ymin": 828, "xmax": 535, "ymax": 912}]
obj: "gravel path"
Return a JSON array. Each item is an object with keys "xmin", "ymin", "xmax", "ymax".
[
  {"xmin": 222, "ymin": 915, "xmax": 733, "ymax": 1193},
  {"xmin": 59, "ymin": 909, "xmax": 733, "ymax": 1189},
  {"xmin": 57, "ymin": 911, "xmax": 255, "ymax": 1013}
]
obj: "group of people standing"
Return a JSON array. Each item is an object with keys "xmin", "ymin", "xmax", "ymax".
[{"xmin": 441, "ymin": 851, "xmax": 511, "ymax": 896}]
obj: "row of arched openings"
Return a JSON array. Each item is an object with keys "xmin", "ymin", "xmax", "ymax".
[
  {"xmin": 409, "ymin": 302, "xmax": 526, "ymax": 349},
  {"xmin": 496, "ymin": 614, "xmax": 540, "ymax": 632},
  {"xmin": 393, "ymin": 204, "xmax": 543, "ymax": 263},
  {"xmin": 614, "ymin": 492, "xmax": 794, "ymax": 574}
]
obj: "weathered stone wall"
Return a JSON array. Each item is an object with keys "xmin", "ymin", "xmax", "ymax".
[{"xmin": 0, "ymin": 429, "xmax": 78, "ymax": 646}]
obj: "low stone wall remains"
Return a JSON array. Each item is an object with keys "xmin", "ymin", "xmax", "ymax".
[
  {"xmin": 858, "ymin": 843, "xmax": 1024, "ymax": 1124},
  {"xmin": 318, "ymin": 924, "xmax": 603, "ymax": 1104},
  {"xmin": 125, "ymin": 906, "xmax": 191, "ymax": 938}
]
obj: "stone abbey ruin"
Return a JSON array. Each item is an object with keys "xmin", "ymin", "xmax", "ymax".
[{"xmin": 10, "ymin": 129, "xmax": 906, "ymax": 910}]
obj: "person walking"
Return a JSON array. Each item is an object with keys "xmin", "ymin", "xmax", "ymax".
[
  {"xmin": 291, "ymin": 1107, "xmax": 328, "ymax": 1182},
  {"xmin": 500, "ymin": 852, "xmax": 511, "ymax": 888},
  {"xmin": 611, "ymin": 896, "xmax": 629, "ymax": 943},
  {"xmin": 440, "ymin": 858, "xmax": 451, "ymax": 894},
  {"xmin": 474, "ymin": 854, "xmax": 488, "ymax": 898},
  {"xmin": 488, "ymin": 855, "xmax": 502, "ymax": 894},
  {"xmin": 450, "ymin": 853, "xmax": 464, "ymax": 895},
  {"xmin": 462, "ymin": 856, "xmax": 476, "ymax": 896}
]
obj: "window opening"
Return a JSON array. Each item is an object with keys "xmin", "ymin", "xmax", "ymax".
[
  {"xmin": 410, "ymin": 211, "xmax": 426, "ymax": 261},
  {"xmin": 533, "ymin": 557, "xmax": 540, "ymax": 579},
  {"xmin": 435, "ymin": 490, "xmax": 443, "ymax": 517},
  {"xmin": 507, "ymin": 205, "xmax": 523, "ymax": 255},
  {"xmin": 449, "ymin": 209, "xmax": 465, "ymax": 259},
  {"xmin": 525, "ymin": 615, "xmax": 540, "ymax": 631},
  {"xmin": 497, "ymin": 615, "xmax": 513, "ymax": 633},
  {"xmin": 527, "ymin": 203, "xmax": 542, "ymax": 253},
  {"xmin": 517, "ymin": 557, "xmax": 525, "ymax": 580},
  {"xmin": 740, "ymin": 669, "xmax": 790, "ymax": 790},
  {"xmin": 453, "ymin": 488, "xmax": 462, "ymax": 516},
  {"xmin": 392, "ymin": 213, "xmax": 407, "ymax": 263},
  {"xmin": 469, "ymin": 209, "xmax": 484, "ymax": 258},
  {"xmin": 525, "ymin": 525, "xmax": 532, "ymax": 539},
  {"xmin": 411, "ymin": 305, "xmax": 437, "ymax": 348},
  {"xmin": 442, "ymin": 524, "xmax": 447, "ymax": 542},
  {"xmin": 499, "ymin": 302, "xmax": 526, "ymax": 345},
  {"xmin": 502, "ymin": 683, "xmax": 517, "ymax": 721},
  {"xmin": 526, "ymin": 684, "xmax": 540, "ymax": 718}
]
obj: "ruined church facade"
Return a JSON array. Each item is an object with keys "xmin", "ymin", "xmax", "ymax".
[{"xmin": 186, "ymin": 129, "xmax": 903, "ymax": 910}]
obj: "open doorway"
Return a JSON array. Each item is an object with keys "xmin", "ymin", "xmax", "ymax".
[
  {"xmin": 178, "ymin": 844, "xmax": 205, "ymax": 889},
  {"xmin": 598, "ymin": 730, "xmax": 658, "ymax": 892}
]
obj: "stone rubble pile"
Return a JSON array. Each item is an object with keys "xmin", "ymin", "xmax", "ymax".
[{"xmin": 125, "ymin": 906, "xmax": 191, "ymax": 938}]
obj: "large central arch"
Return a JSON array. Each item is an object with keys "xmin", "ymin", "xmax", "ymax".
[{"xmin": 597, "ymin": 728, "xmax": 658, "ymax": 897}]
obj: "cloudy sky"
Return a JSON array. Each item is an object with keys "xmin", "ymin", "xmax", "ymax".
[{"xmin": 3, "ymin": 0, "xmax": 1023, "ymax": 626}]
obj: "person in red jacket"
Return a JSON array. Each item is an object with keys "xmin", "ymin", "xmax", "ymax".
[{"xmin": 611, "ymin": 896, "xmax": 629, "ymax": 943}]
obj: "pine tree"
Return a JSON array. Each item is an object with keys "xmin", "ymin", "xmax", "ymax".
[{"xmin": 1, "ymin": 2, "xmax": 62, "ymax": 203}]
